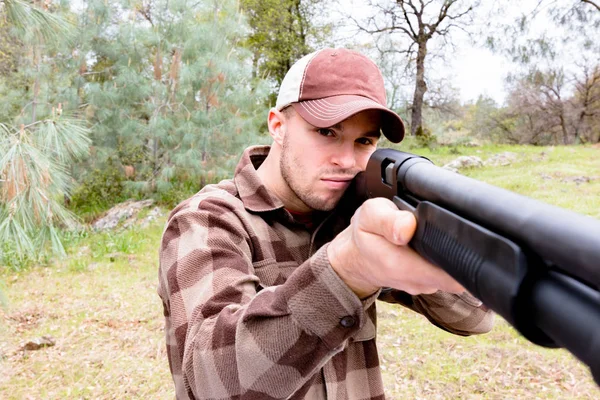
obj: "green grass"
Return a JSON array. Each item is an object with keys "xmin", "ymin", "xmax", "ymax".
[
  {"xmin": 377, "ymin": 303, "xmax": 598, "ymax": 399},
  {"xmin": 1, "ymin": 144, "xmax": 599, "ymax": 399},
  {"xmin": 0, "ymin": 222, "xmax": 172, "ymax": 399}
]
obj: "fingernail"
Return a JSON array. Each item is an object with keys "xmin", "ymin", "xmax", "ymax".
[{"xmin": 393, "ymin": 212, "xmax": 412, "ymax": 243}]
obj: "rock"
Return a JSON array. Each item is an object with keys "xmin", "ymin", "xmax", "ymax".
[
  {"xmin": 92, "ymin": 199, "xmax": 154, "ymax": 231},
  {"xmin": 485, "ymin": 152, "xmax": 518, "ymax": 166},
  {"xmin": 22, "ymin": 336, "xmax": 55, "ymax": 351},
  {"xmin": 140, "ymin": 207, "xmax": 164, "ymax": 228},
  {"xmin": 442, "ymin": 156, "xmax": 483, "ymax": 170}
]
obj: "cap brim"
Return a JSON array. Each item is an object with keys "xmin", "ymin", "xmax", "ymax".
[{"xmin": 292, "ymin": 95, "xmax": 405, "ymax": 143}]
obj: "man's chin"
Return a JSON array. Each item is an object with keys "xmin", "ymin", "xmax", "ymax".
[{"xmin": 304, "ymin": 194, "xmax": 344, "ymax": 212}]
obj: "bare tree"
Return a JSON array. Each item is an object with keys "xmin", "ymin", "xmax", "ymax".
[
  {"xmin": 349, "ymin": 0, "xmax": 476, "ymax": 136},
  {"xmin": 572, "ymin": 64, "xmax": 600, "ymax": 143},
  {"xmin": 503, "ymin": 65, "xmax": 600, "ymax": 145},
  {"xmin": 490, "ymin": 0, "xmax": 600, "ymax": 67}
]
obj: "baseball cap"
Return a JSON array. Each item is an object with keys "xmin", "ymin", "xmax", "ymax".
[{"xmin": 275, "ymin": 48, "xmax": 405, "ymax": 143}]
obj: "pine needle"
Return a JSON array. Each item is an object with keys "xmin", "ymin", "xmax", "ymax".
[{"xmin": 3, "ymin": 0, "xmax": 75, "ymax": 43}]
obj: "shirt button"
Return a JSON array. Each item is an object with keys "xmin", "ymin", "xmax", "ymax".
[{"xmin": 340, "ymin": 316, "xmax": 356, "ymax": 328}]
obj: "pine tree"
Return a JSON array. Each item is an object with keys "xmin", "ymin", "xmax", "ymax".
[
  {"xmin": 80, "ymin": 0, "xmax": 269, "ymax": 195},
  {"xmin": 0, "ymin": 0, "xmax": 91, "ymax": 264}
]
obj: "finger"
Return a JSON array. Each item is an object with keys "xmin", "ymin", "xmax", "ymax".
[
  {"xmin": 402, "ymin": 285, "xmax": 439, "ymax": 296},
  {"xmin": 356, "ymin": 198, "xmax": 417, "ymax": 245},
  {"xmin": 389, "ymin": 245, "xmax": 465, "ymax": 294},
  {"xmin": 355, "ymin": 228, "xmax": 465, "ymax": 294}
]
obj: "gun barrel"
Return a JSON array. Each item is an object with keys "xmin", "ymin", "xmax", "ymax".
[
  {"xmin": 398, "ymin": 157, "xmax": 600, "ymax": 289},
  {"xmin": 363, "ymin": 149, "xmax": 600, "ymax": 386},
  {"xmin": 530, "ymin": 271, "xmax": 600, "ymax": 385}
]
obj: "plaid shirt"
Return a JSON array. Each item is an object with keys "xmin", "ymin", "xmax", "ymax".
[{"xmin": 158, "ymin": 146, "xmax": 493, "ymax": 400}]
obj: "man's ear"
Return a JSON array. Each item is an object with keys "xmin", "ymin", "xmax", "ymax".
[{"xmin": 267, "ymin": 108, "xmax": 287, "ymax": 146}]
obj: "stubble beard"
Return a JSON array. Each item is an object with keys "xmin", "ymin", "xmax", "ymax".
[{"xmin": 280, "ymin": 135, "xmax": 340, "ymax": 212}]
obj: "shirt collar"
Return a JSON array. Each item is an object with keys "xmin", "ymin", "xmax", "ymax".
[{"xmin": 233, "ymin": 145, "xmax": 285, "ymax": 213}]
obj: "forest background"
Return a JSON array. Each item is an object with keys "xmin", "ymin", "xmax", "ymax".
[
  {"xmin": 0, "ymin": 0, "xmax": 599, "ymax": 398},
  {"xmin": 0, "ymin": 0, "xmax": 599, "ymax": 263}
]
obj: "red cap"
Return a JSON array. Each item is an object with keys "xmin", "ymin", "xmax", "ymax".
[{"xmin": 276, "ymin": 48, "xmax": 405, "ymax": 143}]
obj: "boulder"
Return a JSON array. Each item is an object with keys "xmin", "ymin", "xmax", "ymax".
[
  {"xmin": 442, "ymin": 156, "xmax": 483, "ymax": 170},
  {"xmin": 92, "ymin": 199, "xmax": 155, "ymax": 231}
]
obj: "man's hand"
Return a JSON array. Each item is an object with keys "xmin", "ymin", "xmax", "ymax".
[{"xmin": 327, "ymin": 197, "xmax": 464, "ymax": 299}]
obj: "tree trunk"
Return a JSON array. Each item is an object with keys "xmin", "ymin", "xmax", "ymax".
[
  {"xmin": 574, "ymin": 108, "xmax": 586, "ymax": 144},
  {"xmin": 411, "ymin": 39, "xmax": 427, "ymax": 136},
  {"xmin": 559, "ymin": 113, "xmax": 569, "ymax": 145}
]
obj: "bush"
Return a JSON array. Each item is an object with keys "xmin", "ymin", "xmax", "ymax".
[
  {"xmin": 415, "ymin": 126, "xmax": 438, "ymax": 149},
  {"xmin": 150, "ymin": 172, "xmax": 232, "ymax": 209},
  {"xmin": 69, "ymin": 158, "xmax": 138, "ymax": 221}
]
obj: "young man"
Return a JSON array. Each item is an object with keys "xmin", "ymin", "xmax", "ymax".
[{"xmin": 158, "ymin": 48, "xmax": 493, "ymax": 400}]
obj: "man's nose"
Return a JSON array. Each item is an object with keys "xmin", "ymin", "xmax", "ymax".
[{"xmin": 331, "ymin": 143, "xmax": 357, "ymax": 169}]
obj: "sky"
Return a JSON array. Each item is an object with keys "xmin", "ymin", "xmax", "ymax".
[
  {"xmin": 332, "ymin": 0, "xmax": 576, "ymax": 106},
  {"xmin": 449, "ymin": 0, "xmax": 593, "ymax": 106},
  {"xmin": 449, "ymin": 0, "xmax": 547, "ymax": 105},
  {"xmin": 450, "ymin": 45, "xmax": 512, "ymax": 105}
]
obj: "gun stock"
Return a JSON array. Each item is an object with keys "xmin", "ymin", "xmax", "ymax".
[{"xmin": 357, "ymin": 148, "xmax": 600, "ymax": 386}]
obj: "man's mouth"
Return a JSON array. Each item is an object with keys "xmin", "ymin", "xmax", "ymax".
[{"xmin": 321, "ymin": 177, "xmax": 354, "ymax": 189}]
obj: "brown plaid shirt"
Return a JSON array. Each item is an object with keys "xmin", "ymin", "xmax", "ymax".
[{"xmin": 158, "ymin": 146, "xmax": 493, "ymax": 400}]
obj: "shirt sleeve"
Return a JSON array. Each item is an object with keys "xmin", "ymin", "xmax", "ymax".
[
  {"xmin": 378, "ymin": 289, "xmax": 494, "ymax": 336},
  {"xmin": 158, "ymin": 195, "xmax": 369, "ymax": 399}
]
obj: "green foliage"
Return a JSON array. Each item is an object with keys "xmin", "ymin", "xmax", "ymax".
[
  {"xmin": 80, "ymin": 0, "xmax": 270, "ymax": 199},
  {"xmin": 0, "ymin": 0, "xmax": 273, "ymax": 260},
  {"xmin": 0, "ymin": 0, "xmax": 91, "ymax": 266},
  {"xmin": 150, "ymin": 177, "xmax": 211, "ymax": 209},
  {"xmin": 87, "ymin": 228, "xmax": 150, "ymax": 260},
  {"xmin": 240, "ymin": 0, "xmax": 331, "ymax": 102},
  {"xmin": 415, "ymin": 125, "xmax": 437, "ymax": 148},
  {"xmin": 68, "ymin": 158, "xmax": 136, "ymax": 222},
  {"xmin": 1, "ymin": 0, "xmax": 75, "ymax": 43},
  {"xmin": 0, "ymin": 115, "xmax": 91, "ymax": 263},
  {"xmin": 0, "ymin": 16, "xmax": 20, "ymax": 77},
  {"xmin": 460, "ymin": 95, "xmax": 517, "ymax": 143}
]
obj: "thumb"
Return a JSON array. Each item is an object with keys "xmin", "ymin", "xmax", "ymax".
[
  {"xmin": 356, "ymin": 198, "xmax": 417, "ymax": 245},
  {"xmin": 391, "ymin": 210, "xmax": 417, "ymax": 245}
]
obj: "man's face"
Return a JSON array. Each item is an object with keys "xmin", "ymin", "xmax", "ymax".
[{"xmin": 279, "ymin": 108, "xmax": 382, "ymax": 212}]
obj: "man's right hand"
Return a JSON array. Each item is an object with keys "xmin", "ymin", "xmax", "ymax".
[{"xmin": 327, "ymin": 197, "xmax": 465, "ymax": 299}]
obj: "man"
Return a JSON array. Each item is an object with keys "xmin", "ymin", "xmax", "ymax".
[{"xmin": 158, "ymin": 48, "xmax": 493, "ymax": 400}]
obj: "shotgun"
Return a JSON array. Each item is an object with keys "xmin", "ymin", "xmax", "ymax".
[{"xmin": 357, "ymin": 148, "xmax": 600, "ymax": 386}]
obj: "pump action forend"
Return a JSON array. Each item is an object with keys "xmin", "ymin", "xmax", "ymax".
[{"xmin": 357, "ymin": 148, "xmax": 600, "ymax": 386}]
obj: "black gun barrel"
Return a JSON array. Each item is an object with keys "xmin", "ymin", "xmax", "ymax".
[
  {"xmin": 529, "ymin": 271, "xmax": 600, "ymax": 385},
  {"xmin": 366, "ymin": 149, "xmax": 600, "ymax": 289},
  {"xmin": 362, "ymin": 149, "xmax": 600, "ymax": 386}
]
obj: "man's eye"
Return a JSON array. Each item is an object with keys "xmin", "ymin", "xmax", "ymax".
[
  {"xmin": 357, "ymin": 138, "xmax": 374, "ymax": 145},
  {"xmin": 317, "ymin": 128, "xmax": 335, "ymax": 137}
]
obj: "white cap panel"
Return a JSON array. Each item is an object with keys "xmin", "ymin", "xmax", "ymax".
[{"xmin": 275, "ymin": 50, "xmax": 321, "ymax": 110}]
